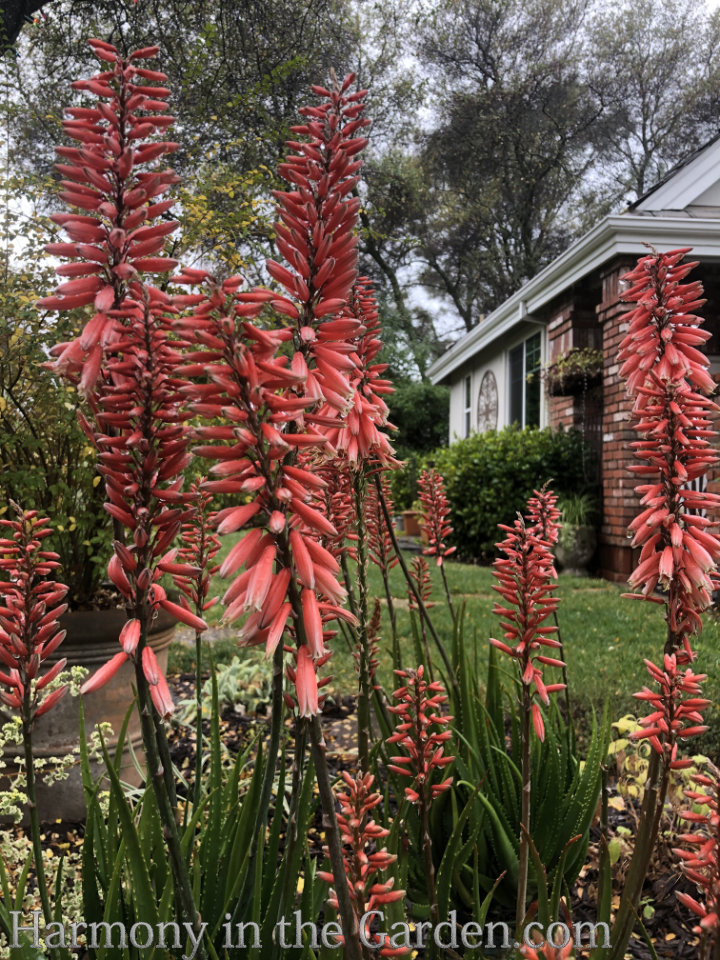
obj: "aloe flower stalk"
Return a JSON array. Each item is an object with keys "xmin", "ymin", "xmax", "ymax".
[
  {"xmin": 0, "ymin": 507, "xmax": 68, "ymax": 722},
  {"xmin": 174, "ymin": 74, "xmax": 382, "ymax": 960},
  {"xmin": 408, "ymin": 555, "xmax": 435, "ymax": 679},
  {"xmin": 526, "ymin": 483, "xmax": 570, "ymax": 715},
  {"xmin": 387, "ymin": 666, "xmax": 453, "ymax": 930},
  {"xmin": 0, "ymin": 506, "xmax": 68, "ymax": 948},
  {"xmin": 373, "ymin": 473, "xmax": 457, "ymax": 691},
  {"xmin": 42, "ymin": 39, "xmax": 208, "ymax": 955},
  {"xmin": 490, "ymin": 512, "xmax": 564, "ymax": 930},
  {"xmin": 170, "ymin": 483, "xmax": 220, "ymax": 808},
  {"xmin": 607, "ymin": 247, "xmax": 720, "ymax": 960},
  {"xmin": 417, "ymin": 468, "xmax": 456, "ymax": 618},
  {"xmin": 318, "ymin": 771, "xmax": 407, "ymax": 958},
  {"xmin": 367, "ymin": 476, "xmax": 399, "ymax": 655},
  {"xmin": 674, "ymin": 762, "xmax": 720, "ymax": 958}
]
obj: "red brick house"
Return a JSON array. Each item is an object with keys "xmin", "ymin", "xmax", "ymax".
[{"xmin": 427, "ymin": 137, "xmax": 720, "ymax": 581}]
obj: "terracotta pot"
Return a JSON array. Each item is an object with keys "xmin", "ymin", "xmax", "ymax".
[
  {"xmin": 402, "ymin": 509, "xmax": 422, "ymax": 536},
  {"xmin": 2, "ymin": 607, "xmax": 175, "ymax": 822}
]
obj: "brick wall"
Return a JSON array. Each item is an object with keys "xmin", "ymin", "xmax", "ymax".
[
  {"xmin": 546, "ymin": 299, "xmax": 603, "ymax": 478},
  {"xmin": 597, "ymin": 257, "xmax": 637, "ymax": 582}
]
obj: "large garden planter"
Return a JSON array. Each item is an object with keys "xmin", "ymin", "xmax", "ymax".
[
  {"xmin": 402, "ymin": 509, "xmax": 422, "ymax": 536},
  {"xmin": 2, "ymin": 607, "xmax": 175, "ymax": 822},
  {"xmin": 555, "ymin": 523, "xmax": 597, "ymax": 576}
]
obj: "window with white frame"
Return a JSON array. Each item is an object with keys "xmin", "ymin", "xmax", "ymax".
[
  {"xmin": 464, "ymin": 375, "xmax": 472, "ymax": 436},
  {"xmin": 508, "ymin": 332, "xmax": 541, "ymax": 428}
]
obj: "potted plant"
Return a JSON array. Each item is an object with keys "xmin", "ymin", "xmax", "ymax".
[
  {"xmin": 403, "ymin": 500, "xmax": 424, "ymax": 537},
  {"xmin": 545, "ymin": 347, "xmax": 603, "ymax": 397},
  {"xmin": 555, "ymin": 492, "xmax": 599, "ymax": 576}
]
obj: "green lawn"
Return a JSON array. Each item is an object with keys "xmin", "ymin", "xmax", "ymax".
[{"xmin": 168, "ymin": 537, "xmax": 720, "ymax": 752}]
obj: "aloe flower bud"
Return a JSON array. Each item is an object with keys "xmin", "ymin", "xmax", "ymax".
[{"xmin": 526, "ymin": 482, "xmax": 562, "ymax": 548}]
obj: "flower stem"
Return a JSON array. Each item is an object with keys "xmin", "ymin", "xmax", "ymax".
[
  {"xmin": 373, "ymin": 474, "xmax": 457, "ymax": 696},
  {"xmin": 153, "ymin": 703, "xmax": 178, "ymax": 811},
  {"xmin": 134, "ymin": 660, "xmax": 207, "ymax": 959},
  {"xmin": 353, "ymin": 468, "xmax": 372, "ymax": 774},
  {"xmin": 420, "ymin": 792, "xmax": 439, "ymax": 958},
  {"xmin": 380, "ymin": 563, "xmax": 400, "ymax": 664},
  {"xmin": 603, "ymin": 748, "xmax": 663, "ymax": 960},
  {"xmin": 515, "ymin": 682, "xmax": 532, "ymax": 933},
  {"xmin": 308, "ymin": 714, "xmax": 363, "ymax": 960},
  {"xmin": 440, "ymin": 563, "xmax": 455, "ymax": 624},
  {"xmin": 245, "ymin": 638, "xmax": 285, "ymax": 877},
  {"xmin": 193, "ymin": 629, "xmax": 203, "ymax": 811},
  {"xmin": 22, "ymin": 717, "xmax": 57, "ymax": 957}
]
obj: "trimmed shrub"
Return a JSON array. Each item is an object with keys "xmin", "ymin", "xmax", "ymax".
[
  {"xmin": 387, "ymin": 380, "xmax": 450, "ymax": 456},
  {"xmin": 426, "ymin": 425, "xmax": 597, "ymax": 561}
]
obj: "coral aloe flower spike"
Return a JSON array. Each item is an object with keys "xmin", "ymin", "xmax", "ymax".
[
  {"xmin": 607, "ymin": 248, "xmax": 720, "ymax": 960},
  {"xmin": 174, "ymin": 74, "xmax": 372, "ymax": 715},
  {"xmin": 417, "ymin": 468, "xmax": 456, "ymax": 566},
  {"xmin": 618, "ymin": 249, "xmax": 720, "ymax": 756},
  {"xmin": 40, "ymin": 39, "xmax": 180, "ymax": 394},
  {"xmin": 674, "ymin": 761, "xmax": 720, "ymax": 947},
  {"xmin": 490, "ymin": 515, "xmax": 565, "ymax": 741},
  {"xmin": 0, "ymin": 505, "xmax": 69, "ymax": 721},
  {"xmin": 318, "ymin": 771, "xmax": 406, "ymax": 957},
  {"xmin": 44, "ymin": 41, "xmax": 207, "ymax": 710}
]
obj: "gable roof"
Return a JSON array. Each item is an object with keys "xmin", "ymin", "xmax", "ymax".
[
  {"xmin": 428, "ymin": 137, "xmax": 720, "ymax": 386},
  {"xmin": 630, "ymin": 134, "xmax": 720, "ymax": 212}
]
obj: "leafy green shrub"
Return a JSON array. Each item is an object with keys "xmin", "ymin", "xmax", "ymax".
[
  {"xmin": 389, "ymin": 450, "xmax": 422, "ymax": 510},
  {"xmin": 387, "ymin": 380, "xmax": 450, "ymax": 456},
  {"xmin": 386, "ymin": 381, "xmax": 450, "ymax": 510},
  {"xmin": 427, "ymin": 425, "xmax": 597, "ymax": 560}
]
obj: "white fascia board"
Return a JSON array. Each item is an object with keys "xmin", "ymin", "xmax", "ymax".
[
  {"xmin": 428, "ymin": 214, "xmax": 720, "ymax": 385},
  {"xmin": 635, "ymin": 141, "xmax": 720, "ymax": 211}
]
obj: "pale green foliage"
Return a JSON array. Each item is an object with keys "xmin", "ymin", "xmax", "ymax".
[{"xmin": 175, "ymin": 656, "xmax": 274, "ymax": 726}]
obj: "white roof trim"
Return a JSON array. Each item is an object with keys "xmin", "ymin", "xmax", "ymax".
[
  {"xmin": 635, "ymin": 138, "xmax": 720, "ymax": 211},
  {"xmin": 428, "ymin": 213, "xmax": 720, "ymax": 385}
]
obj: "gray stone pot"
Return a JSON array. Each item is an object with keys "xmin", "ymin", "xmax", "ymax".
[
  {"xmin": 2, "ymin": 607, "xmax": 175, "ymax": 822},
  {"xmin": 555, "ymin": 524, "xmax": 597, "ymax": 576}
]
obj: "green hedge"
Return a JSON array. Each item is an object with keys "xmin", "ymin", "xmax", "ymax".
[{"xmin": 425, "ymin": 425, "xmax": 597, "ymax": 561}]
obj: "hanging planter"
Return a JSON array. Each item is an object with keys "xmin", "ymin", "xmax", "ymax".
[{"xmin": 545, "ymin": 347, "xmax": 603, "ymax": 397}]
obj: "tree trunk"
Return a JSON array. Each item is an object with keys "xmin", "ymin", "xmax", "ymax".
[{"xmin": 2, "ymin": 0, "xmax": 51, "ymax": 49}]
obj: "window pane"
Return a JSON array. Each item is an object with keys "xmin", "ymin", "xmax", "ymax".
[
  {"xmin": 525, "ymin": 333, "xmax": 541, "ymax": 427},
  {"xmin": 509, "ymin": 345, "xmax": 523, "ymax": 425},
  {"xmin": 465, "ymin": 375, "xmax": 471, "ymax": 408}
]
